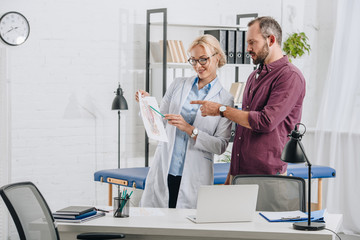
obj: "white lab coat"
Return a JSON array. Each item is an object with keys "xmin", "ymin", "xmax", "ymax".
[{"xmin": 140, "ymin": 76, "xmax": 234, "ymax": 209}]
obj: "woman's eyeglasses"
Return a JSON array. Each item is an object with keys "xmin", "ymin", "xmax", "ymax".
[{"xmin": 188, "ymin": 53, "xmax": 217, "ymax": 66}]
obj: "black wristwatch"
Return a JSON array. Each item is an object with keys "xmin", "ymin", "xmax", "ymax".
[{"xmin": 219, "ymin": 106, "xmax": 227, "ymax": 117}]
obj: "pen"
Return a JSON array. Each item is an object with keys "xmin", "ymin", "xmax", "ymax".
[
  {"xmin": 149, "ymin": 106, "xmax": 165, "ymax": 118},
  {"xmin": 128, "ymin": 191, "xmax": 133, "ymax": 199},
  {"xmin": 95, "ymin": 208, "xmax": 109, "ymax": 213}
]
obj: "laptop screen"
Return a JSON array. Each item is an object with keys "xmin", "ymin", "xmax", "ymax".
[{"xmin": 190, "ymin": 184, "xmax": 259, "ymax": 223}]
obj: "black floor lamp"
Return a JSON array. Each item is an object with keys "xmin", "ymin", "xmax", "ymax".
[
  {"xmin": 281, "ymin": 123, "xmax": 325, "ymax": 231},
  {"xmin": 112, "ymin": 84, "xmax": 128, "ymax": 194}
]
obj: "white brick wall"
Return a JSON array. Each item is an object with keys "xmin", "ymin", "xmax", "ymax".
[
  {"xmin": 0, "ymin": 46, "xmax": 10, "ymax": 240},
  {"xmin": 0, "ymin": 0, "xmax": 334, "ymax": 238}
]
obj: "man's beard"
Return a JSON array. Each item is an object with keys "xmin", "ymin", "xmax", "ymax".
[{"xmin": 250, "ymin": 43, "xmax": 269, "ymax": 65}]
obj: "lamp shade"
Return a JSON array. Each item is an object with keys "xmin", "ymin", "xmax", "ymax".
[
  {"xmin": 112, "ymin": 85, "xmax": 128, "ymax": 110},
  {"xmin": 281, "ymin": 127, "xmax": 305, "ymax": 163},
  {"xmin": 280, "ymin": 123, "xmax": 326, "ymax": 231},
  {"xmin": 281, "ymin": 138, "xmax": 306, "ymax": 163}
]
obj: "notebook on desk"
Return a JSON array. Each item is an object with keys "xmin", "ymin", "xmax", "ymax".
[{"xmin": 187, "ymin": 184, "xmax": 259, "ymax": 223}]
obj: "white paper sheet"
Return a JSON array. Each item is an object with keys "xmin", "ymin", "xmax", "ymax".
[
  {"xmin": 260, "ymin": 210, "xmax": 308, "ymax": 221},
  {"xmin": 138, "ymin": 92, "xmax": 168, "ymax": 142}
]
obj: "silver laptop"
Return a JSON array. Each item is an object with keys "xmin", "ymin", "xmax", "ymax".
[{"xmin": 187, "ymin": 184, "xmax": 259, "ymax": 223}]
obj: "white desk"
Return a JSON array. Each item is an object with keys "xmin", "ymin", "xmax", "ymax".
[{"xmin": 57, "ymin": 207, "xmax": 343, "ymax": 240}]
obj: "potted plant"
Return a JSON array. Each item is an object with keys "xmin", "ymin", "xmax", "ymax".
[
  {"xmin": 219, "ymin": 150, "xmax": 232, "ymax": 163},
  {"xmin": 282, "ymin": 32, "xmax": 311, "ymax": 62}
]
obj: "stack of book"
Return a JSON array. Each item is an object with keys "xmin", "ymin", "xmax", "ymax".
[
  {"xmin": 151, "ymin": 40, "xmax": 188, "ymax": 63},
  {"xmin": 229, "ymin": 82, "xmax": 246, "ymax": 107},
  {"xmin": 53, "ymin": 206, "xmax": 105, "ymax": 223}
]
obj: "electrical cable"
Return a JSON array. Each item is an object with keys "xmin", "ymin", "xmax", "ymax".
[{"xmin": 324, "ymin": 228, "xmax": 341, "ymax": 240}]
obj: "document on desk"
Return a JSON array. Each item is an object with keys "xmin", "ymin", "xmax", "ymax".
[{"xmin": 259, "ymin": 210, "xmax": 309, "ymax": 222}]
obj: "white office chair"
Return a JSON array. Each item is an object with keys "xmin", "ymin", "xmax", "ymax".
[{"xmin": 0, "ymin": 181, "xmax": 125, "ymax": 240}]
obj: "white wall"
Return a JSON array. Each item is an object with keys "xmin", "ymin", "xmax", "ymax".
[
  {"xmin": 0, "ymin": 0, "xmax": 336, "ymax": 238},
  {"xmin": 0, "ymin": 47, "xmax": 10, "ymax": 240}
]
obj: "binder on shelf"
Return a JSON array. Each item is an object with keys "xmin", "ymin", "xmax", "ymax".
[
  {"xmin": 204, "ymin": 30, "xmax": 227, "ymax": 60},
  {"xmin": 227, "ymin": 30, "xmax": 235, "ymax": 64},
  {"xmin": 235, "ymin": 30, "xmax": 245, "ymax": 64},
  {"xmin": 243, "ymin": 31, "xmax": 251, "ymax": 64},
  {"xmin": 229, "ymin": 121, "xmax": 237, "ymax": 142}
]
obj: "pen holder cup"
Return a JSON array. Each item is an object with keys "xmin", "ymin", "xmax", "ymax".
[{"xmin": 113, "ymin": 197, "xmax": 130, "ymax": 218}]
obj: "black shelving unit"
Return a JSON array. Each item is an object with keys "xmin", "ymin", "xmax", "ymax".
[
  {"xmin": 145, "ymin": 8, "xmax": 167, "ymax": 167},
  {"xmin": 144, "ymin": 9, "xmax": 257, "ymax": 166}
]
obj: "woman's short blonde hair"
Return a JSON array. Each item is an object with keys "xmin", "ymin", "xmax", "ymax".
[{"xmin": 187, "ymin": 34, "xmax": 227, "ymax": 68}]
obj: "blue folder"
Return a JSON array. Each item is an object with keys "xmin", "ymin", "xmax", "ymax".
[{"xmin": 260, "ymin": 209, "xmax": 325, "ymax": 223}]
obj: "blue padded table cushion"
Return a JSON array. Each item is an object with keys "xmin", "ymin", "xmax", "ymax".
[
  {"xmin": 94, "ymin": 167, "xmax": 149, "ymax": 189},
  {"xmin": 287, "ymin": 163, "xmax": 336, "ymax": 179},
  {"xmin": 213, "ymin": 163, "xmax": 336, "ymax": 182},
  {"xmin": 94, "ymin": 163, "xmax": 336, "ymax": 189},
  {"xmin": 94, "ymin": 163, "xmax": 231, "ymax": 189},
  {"xmin": 214, "ymin": 163, "xmax": 230, "ymax": 184}
]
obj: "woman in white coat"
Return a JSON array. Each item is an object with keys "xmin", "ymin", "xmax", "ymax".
[{"xmin": 135, "ymin": 35, "xmax": 233, "ymax": 209}]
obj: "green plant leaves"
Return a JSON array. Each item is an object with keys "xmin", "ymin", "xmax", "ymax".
[{"xmin": 282, "ymin": 32, "xmax": 311, "ymax": 62}]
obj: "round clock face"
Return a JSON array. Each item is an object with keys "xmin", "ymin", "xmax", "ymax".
[{"xmin": 0, "ymin": 12, "xmax": 30, "ymax": 46}]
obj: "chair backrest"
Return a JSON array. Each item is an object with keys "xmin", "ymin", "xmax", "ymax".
[
  {"xmin": 0, "ymin": 182, "xmax": 59, "ymax": 240},
  {"xmin": 232, "ymin": 175, "xmax": 306, "ymax": 212}
]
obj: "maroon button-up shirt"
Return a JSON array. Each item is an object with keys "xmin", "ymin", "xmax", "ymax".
[{"xmin": 230, "ymin": 56, "xmax": 305, "ymax": 175}]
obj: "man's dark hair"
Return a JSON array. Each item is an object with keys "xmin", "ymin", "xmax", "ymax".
[{"xmin": 248, "ymin": 16, "xmax": 282, "ymax": 46}]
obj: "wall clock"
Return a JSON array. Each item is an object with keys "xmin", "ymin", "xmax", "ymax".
[{"xmin": 0, "ymin": 11, "xmax": 30, "ymax": 46}]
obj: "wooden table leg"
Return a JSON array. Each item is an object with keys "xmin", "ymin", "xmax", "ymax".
[
  {"xmin": 108, "ymin": 184, "xmax": 112, "ymax": 206},
  {"xmin": 317, "ymin": 178, "xmax": 322, "ymax": 210},
  {"xmin": 311, "ymin": 178, "xmax": 323, "ymax": 211}
]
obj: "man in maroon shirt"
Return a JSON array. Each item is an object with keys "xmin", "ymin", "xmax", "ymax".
[{"xmin": 191, "ymin": 16, "xmax": 305, "ymax": 184}]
